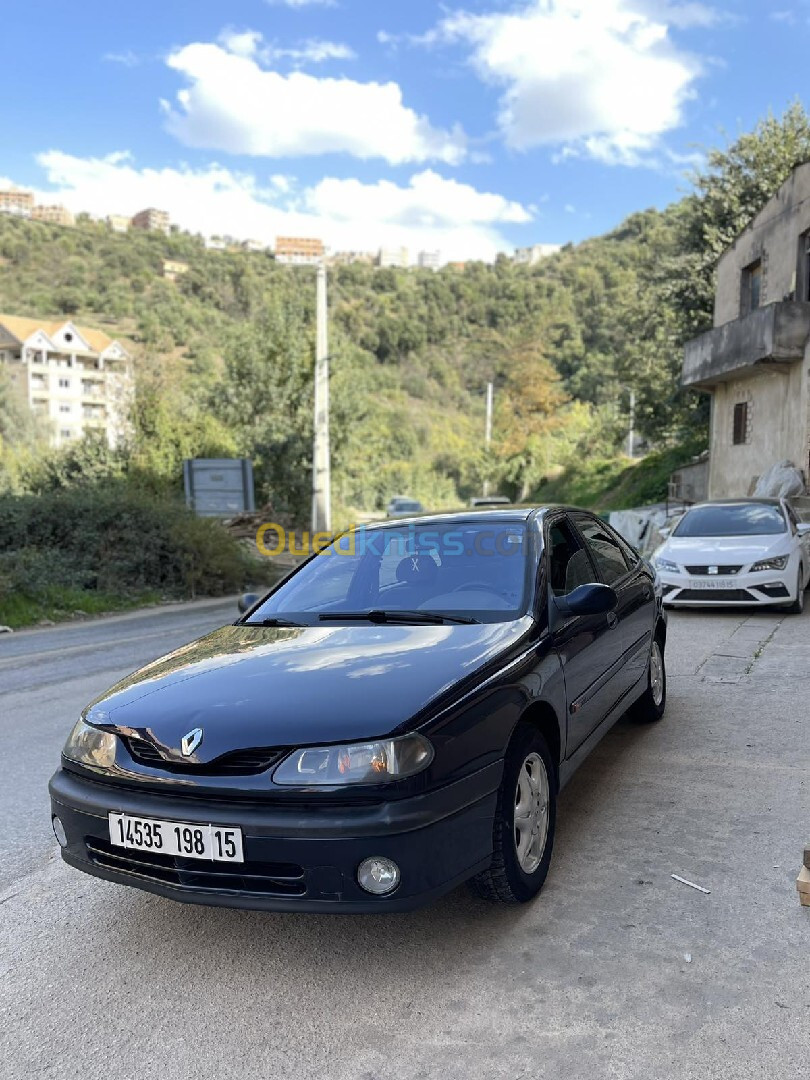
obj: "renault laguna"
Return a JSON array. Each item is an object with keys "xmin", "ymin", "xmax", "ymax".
[{"xmin": 49, "ymin": 508, "xmax": 666, "ymax": 912}]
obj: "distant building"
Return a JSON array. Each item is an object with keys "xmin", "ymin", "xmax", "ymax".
[
  {"xmin": 241, "ymin": 239, "xmax": 266, "ymax": 253},
  {"xmin": 162, "ymin": 259, "xmax": 190, "ymax": 282},
  {"xmin": 0, "ymin": 189, "xmax": 34, "ymax": 218},
  {"xmin": 275, "ymin": 236, "xmax": 325, "ymax": 265},
  {"xmin": 378, "ymin": 247, "xmax": 409, "ymax": 269},
  {"xmin": 205, "ymin": 237, "xmax": 227, "ymax": 251},
  {"xmin": 31, "ymin": 204, "xmax": 75, "ymax": 227},
  {"xmin": 326, "ymin": 251, "xmax": 376, "ymax": 267},
  {"xmin": 417, "ymin": 250, "xmax": 441, "ymax": 271},
  {"xmin": 131, "ymin": 208, "xmax": 170, "ymax": 235},
  {"xmin": 107, "ymin": 214, "xmax": 130, "ymax": 233},
  {"xmin": 514, "ymin": 243, "xmax": 561, "ymax": 265},
  {"xmin": 0, "ymin": 315, "xmax": 133, "ymax": 449},
  {"xmin": 447, "ymin": 261, "xmax": 467, "ymax": 272},
  {"xmin": 682, "ymin": 162, "xmax": 810, "ymax": 498}
]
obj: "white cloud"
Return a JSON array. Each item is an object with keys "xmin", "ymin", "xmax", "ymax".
[
  {"xmin": 103, "ymin": 50, "xmax": 140, "ymax": 67},
  {"xmin": 429, "ymin": 0, "xmax": 709, "ymax": 166},
  {"xmin": 163, "ymin": 39, "xmax": 466, "ymax": 164},
  {"xmin": 218, "ymin": 27, "xmax": 355, "ymax": 64},
  {"xmin": 29, "ymin": 151, "xmax": 533, "ymax": 262}
]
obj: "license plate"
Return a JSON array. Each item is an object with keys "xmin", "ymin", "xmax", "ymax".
[
  {"xmin": 687, "ymin": 578, "xmax": 737, "ymax": 590},
  {"xmin": 108, "ymin": 813, "xmax": 244, "ymax": 862}
]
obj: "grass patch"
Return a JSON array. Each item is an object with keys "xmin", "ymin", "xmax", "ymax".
[{"xmin": 0, "ymin": 587, "xmax": 163, "ymax": 630}]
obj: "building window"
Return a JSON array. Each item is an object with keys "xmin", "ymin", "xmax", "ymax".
[
  {"xmin": 59, "ymin": 404, "xmax": 71, "ymax": 413},
  {"xmin": 58, "ymin": 377, "xmax": 70, "ymax": 388},
  {"xmin": 60, "ymin": 429, "xmax": 72, "ymax": 439},
  {"xmin": 732, "ymin": 401, "xmax": 749, "ymax": 445},
  {"xmin": 798, "ymin": 230, "xmax": 810, "ymax": 302},
  {"xmin": 741, "ymin": 260, "xmax": 762, "ymax": 315}
]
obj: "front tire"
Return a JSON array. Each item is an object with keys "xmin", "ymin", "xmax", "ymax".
[
  {"xmin": 470, "ymin": 726, "xmax": 557, "ymax": 904},
  {"xmin": 786, "ymin": 568, "xmax": 805, "ymax": 614},
  {"xmin": 628, "ymin": 633, "xmax": 666, "ymax": 723}
]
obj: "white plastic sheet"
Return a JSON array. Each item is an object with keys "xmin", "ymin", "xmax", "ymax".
[{"xmin": 752, "ymin": 460, "xmax": 806, "ymax": 499}]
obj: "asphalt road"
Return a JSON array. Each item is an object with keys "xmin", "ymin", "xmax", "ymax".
[{"xmin": 1, "ymin": 600, "xmax": 808, "ymax": 1079}]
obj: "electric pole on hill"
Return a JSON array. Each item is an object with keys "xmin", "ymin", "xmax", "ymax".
[
  {"xmin": 483, "ymin": 381, "xmax": 494, "ymax": 497},
  {"xmin": 312, "ymin": 263, "xmax": 331, "ymax": 535}
]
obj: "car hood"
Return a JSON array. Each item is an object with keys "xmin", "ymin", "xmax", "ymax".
[
  {"xmin": 661, "ymin": 534, "xmax": 791, "ymax": 565},
  {"xmin": 85, "ymin": 620, "xmax": 531, "ymax": 760}
]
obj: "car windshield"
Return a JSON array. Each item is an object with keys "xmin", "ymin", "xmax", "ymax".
[
  {"xmin": 392, "ymin": 500, "xmax": 422, "ymax": 512},
  {"xmin": 247, "ymin": 521, "xmax": 531, "ymax": 624},
  {"xmin": 673, "ymin": 503, "xmax": 787, "ymax": 538}
]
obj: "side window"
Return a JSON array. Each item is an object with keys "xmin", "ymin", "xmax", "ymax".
[
  {"xmin": 574, "ymin": 517, "xmax": 630, "ymax": 586},
  {"xmin": 547, "ymin": 519, "xmax": 596, "ymax": 597}
]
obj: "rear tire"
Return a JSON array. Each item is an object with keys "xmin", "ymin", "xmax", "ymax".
[
  {"xmin": 628, "ymin": 634, "xmax": 666, "ymax": 723},
  {"xmin": 470, "ymin": 725, "xmax": 557, "ymax": 904},
  {"xmin": 786, "ymin": 568, "xmax": 805, "ymax": 614}
]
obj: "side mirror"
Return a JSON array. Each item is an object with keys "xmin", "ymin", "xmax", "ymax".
[
  {"xmin": 554, "ymin": 583, "xmax": 618, "ymax": 618},
  {"xmin": 796, "ymin": 522, "xmax": 810, "ymax": 536},
  {"xmin": 238, "ymin": 592, "xmax": 260, "ymax": 614}
]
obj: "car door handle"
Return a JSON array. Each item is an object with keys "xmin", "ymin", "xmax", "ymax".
[{"xmin": 606, "ymin": 612, "xmax": 618, "ymax": 629}]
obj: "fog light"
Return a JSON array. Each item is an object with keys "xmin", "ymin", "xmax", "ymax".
[
  {"xmin": 357, "ymin": 856, "xmax": 400, "ymax": 896},
  {"xmin": 52, "ymin": 816, "xmax": 67, "ymax": 848}
]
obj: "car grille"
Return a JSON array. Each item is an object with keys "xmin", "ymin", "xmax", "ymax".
[
  {"xmin": 85, "ymin": 837, "xmax": 306, "ymax": 896},
  {"xmin": 676, "ymin": 589, "xmax": 754, "ymax": 602},
  {"xmin": 124, "ymin": 738, "xmax": 287, "ymax": 776},
  {"xmin": 684, "ymin": 565, "xmax": 742, "ymax": 576}
]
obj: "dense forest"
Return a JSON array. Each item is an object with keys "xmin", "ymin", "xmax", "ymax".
[{"xmin": 1, "ymin": 105, "xmax": 810, "ymax": 625}]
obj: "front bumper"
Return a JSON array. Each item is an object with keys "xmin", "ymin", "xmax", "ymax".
[
  {"xmin": 49, "ymin": 765, "xmax": 500, "ymax": 913},
  {"xmin": 659, "ymin": 570, "xmax": 795, "ymax": 607}
]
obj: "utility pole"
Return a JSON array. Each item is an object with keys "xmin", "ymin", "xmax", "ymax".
[
  {"xmin": 312, "ymin": 263, "xmax": 331, "ymax": 534},
  {"xmin": 483, "ymin": 381, "xmax": 493, "ymax": 497},
  {"xmin": 626, "ymin": 388, "xmax": 636, "ymax": 459}
]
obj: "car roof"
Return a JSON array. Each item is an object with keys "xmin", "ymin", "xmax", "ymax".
[
  {"xmin": 687, "ymin": 498, "xmax": 785, "ymax": 508},
  {"xmin": 356, "ymin": 505, "xmax": 589, "ymax": 529}
]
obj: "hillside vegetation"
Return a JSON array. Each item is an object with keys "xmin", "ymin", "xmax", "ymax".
[{"xmin": 1, "ymin": 105, "xmax": 809, "ymax": 624}]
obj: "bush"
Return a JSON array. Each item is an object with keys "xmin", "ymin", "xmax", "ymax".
[{"xmin": 0, "ymin": 482, "xmax": 268, "ymax": 616}]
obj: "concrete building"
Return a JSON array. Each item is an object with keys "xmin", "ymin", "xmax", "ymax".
[
  {"xmin": 417, "ymin": 250, "xmax": 441, "ymax": 271},
  {"xmin": 162, "ymin": 259, "xmax": 189, "ymax": 282},
  {"xmin": 0, "ymin": 189, "xmax": 34, "ymax": 217},
  {"xmin": 0, "ymin": 315, "xmax": 132, "ymax": 449},
  {"xmin": 275, "ymin": 236, "xmax": 325, "ymax": 265},
  {"xmin": 107, "ymin": 214, "xmax": 130, "ymax": 233},
  {"xmin": 514, "ymin": 243, "xmax": 561, "ymax": 266},
  {"xmin": 31, "ymin": 205, "xmax": 74, "ymax": 227},
  {"xmin": 326, "ymin": 251, "xmax": 376, "ymax": 267},
  {"xmin": 378, "ymin": 247, "xmax": 409, "ymax": 269},
  {"xmin": 682, "ymin": 163, "xmax": 810, "ymax": 498},
  {"xmin": 131, "ymin": 208, "xmax": 170, "ymax": 235},
  {"xmin": 241, "ymin": 239, "xmax": 267, "ymax": 253}
]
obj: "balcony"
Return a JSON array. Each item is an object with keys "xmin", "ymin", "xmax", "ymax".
[{"xmin": 682, "ymin": 301, "xmax": 810, "ymax": 389}]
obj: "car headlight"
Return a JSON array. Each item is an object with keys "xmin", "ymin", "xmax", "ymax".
[
  {"xmin": 750, "ymin": 555, "xmax": 789, "ymax": 572},
  {"xmin": 62, "ymin": 718, "xmax": 117, "ymax": 770},
  {"xmin": 654, "ymin": 557, "xmax": 679, "ymax": 574},
  {"xmin": 273, "ymin": 733, "xmax": 433, "ymax": 786}
]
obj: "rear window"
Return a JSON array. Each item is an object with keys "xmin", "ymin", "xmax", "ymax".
[{"xmin": 673, "ymin": 503, "xmax": 786, "ymax": 538}]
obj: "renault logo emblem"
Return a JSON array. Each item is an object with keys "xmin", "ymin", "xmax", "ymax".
[{"xmin": 181, "ymin": 727, "xmax": 203, "ymax": 757}]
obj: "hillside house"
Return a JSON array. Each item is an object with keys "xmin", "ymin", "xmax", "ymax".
[{"xmin": 682, "ymin": 163, "xmax": 810, "ymax": 498}]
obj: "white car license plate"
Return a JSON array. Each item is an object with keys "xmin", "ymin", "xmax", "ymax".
[
  {"xmin": 688, "ymin": 578, "xmax": 737, "ymax": 590},
  {"xmin": 108, "ymin": 813, "xmax": 244, "ymax": 862}
]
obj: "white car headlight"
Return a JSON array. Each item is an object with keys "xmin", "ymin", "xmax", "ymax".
[
  {"xmin": 63, "ymin": 718, "xmax": 117, "ymax": 770},
  {"xmin": 654, "ymin": 557, "xmax": 679, "ymax": 574},
  {"xmin": 273, "ymin": 734, "xmax": 433, "ymax": 786},
  {"xmin": 750, "ymin": 555, "xmax": 789, "ymax": 572}
]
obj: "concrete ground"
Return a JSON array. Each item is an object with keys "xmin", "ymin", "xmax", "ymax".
[{"xmin": 0, "ymin": 600, "xmax": 807, "ymax": 1079}]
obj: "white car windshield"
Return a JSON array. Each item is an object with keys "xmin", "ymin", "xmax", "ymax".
[{"xmin": 673, "ymin": 503, "xmax": 787, "ymax": 538}]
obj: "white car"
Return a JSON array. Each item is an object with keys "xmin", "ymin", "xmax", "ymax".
[{"xmin": 653, "ymin": 498, "xmax": 810, "ymax": 613}]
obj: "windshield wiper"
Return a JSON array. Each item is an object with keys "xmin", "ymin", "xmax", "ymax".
[
  {"xmin": 318, "ymin": 609, "xmax": 479, "ymax": 625},
  {"xmin": 244, "ymin": 617, "xmax": 308, "ymax": 628}
]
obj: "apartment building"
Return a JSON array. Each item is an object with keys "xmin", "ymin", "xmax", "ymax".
[
  {"xmin": 378, "ymin": 247, "xmax": 409, "ymax": 269},
  {"xmin": 0, "ymin": 315, "xmax": 133, "ymax": 449},
  {"xmin": 31, "ymin": 204, "xmax": 75, "ymax": 227},
  {"xmin": 275, "ymin": 236, "xmax": 325, "ymax": 265},
  {"xmin": 0, "ymin": 189, "xmax": 34, "ymax": 217},
  {"xmin": 682, "ymin": 162, "xmax": 810, "ymax": 497},
  {"xmin": 107, "ymin": 214, "xmax": 130, "ymax": 233},
  {"xmin": 417, "ymin": 250, "xmax": 441, "ymax": 271},
  {"xmin": 131, "ymin": 208, "xmax": 171, "ymax": 235},
  {"xmin": 326, "ymin": 251, "xmax": 375, "ymax": 267},
  {"xmin": 162, "ymin": 259, "xmax": 190, "ymax": 282},
  {"xmin": 514, "ymin": 243, "xmax": 561, "ymax": 266}
]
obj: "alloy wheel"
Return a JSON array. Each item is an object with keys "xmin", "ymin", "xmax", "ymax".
[
  {"xmin": 650, "ymin": 640, "xmax": 664, "ymax": 707},
  {"xmin": 514, "ymin": 752, "xmax": 550, "ymax": 874}
]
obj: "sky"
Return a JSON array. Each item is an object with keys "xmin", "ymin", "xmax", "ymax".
[{"xmin": 1, "ymin": 0, "xmax": 808, "ymax": 263}]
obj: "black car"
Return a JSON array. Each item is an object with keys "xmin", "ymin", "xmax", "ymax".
[{"xmin": 49, "ymin": 508, "xmax": 667, "ymax": 913}]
